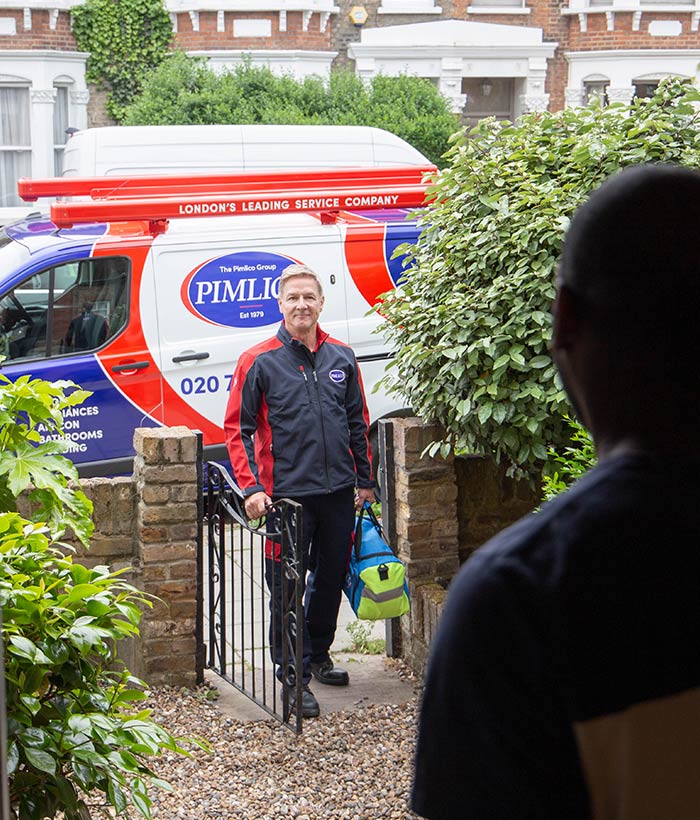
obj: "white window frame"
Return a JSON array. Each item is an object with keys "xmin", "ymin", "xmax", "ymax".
[
  {"xmin": 53, "ymin": 82, "xmax": 71, "ymax": 176},
  {"xmin": 0, "ymin": 82, "xmax": 31, "ymax": 208},
  {"xmin": 468, "ymin": 0, "xmax": 531, "ymax": 14},
  {"xmin": 562, "ymin": 0, "xmax": 700, "ymax": 32},
  {"xmin": 378, "ymin": 0, "xmax": 443, "ymax": 15}
]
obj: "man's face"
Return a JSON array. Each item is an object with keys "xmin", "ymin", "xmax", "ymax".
[{"xmin": 278, "ymin": 275, "xmax": 324, "ymax": 339}]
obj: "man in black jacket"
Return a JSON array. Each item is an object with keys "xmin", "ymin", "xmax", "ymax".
[{"xmin": 225, "ymin": 263, "xmax": 375, "ymax": 717}]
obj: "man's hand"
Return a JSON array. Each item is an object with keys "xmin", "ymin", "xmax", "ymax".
[
  {"xmin": 356, "ymin": 487, "xmax": 375, "ymax": 510},
  {"xmin": 244, "ymin": 491, "xmax": 272, "ymax": 520}
]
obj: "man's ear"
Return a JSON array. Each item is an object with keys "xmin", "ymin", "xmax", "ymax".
[{"xmin": 551, "ymin": 285, "xmax": 580, "ymax": 353}]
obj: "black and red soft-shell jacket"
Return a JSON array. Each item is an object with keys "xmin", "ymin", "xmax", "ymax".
[{"xmin": 224, "ymin": 322, "xmax": 374, "ymax": 498}]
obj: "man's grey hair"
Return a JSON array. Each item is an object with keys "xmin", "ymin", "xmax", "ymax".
[{"xmin": 279, "ymin": 264, "xmax": 324, "ymax": 297}]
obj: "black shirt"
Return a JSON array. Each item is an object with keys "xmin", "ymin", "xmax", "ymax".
[{"xmin": 412, "ymin": 453, "xmax": 700, "ymax": 820}]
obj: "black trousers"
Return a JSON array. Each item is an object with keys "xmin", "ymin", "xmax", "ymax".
[{"xmin": 265, "ymin": 486, "xmax": 355, "ymax": 685}]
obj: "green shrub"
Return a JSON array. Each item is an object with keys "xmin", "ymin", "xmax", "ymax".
[
  {"xmin": 541, "ymin": 418, "xmax": 596, "ymax": 501},
  {"xmin": 1, "ymin": 513, "xmax": 190, "ymax": 820},
  {"xmin": 0, "ymin": 373, "xmax": 94, "ymax": 545},
  {"xmin": 0, "ymin": 372, "xmax": 198, "ymax": 818},
  {"xmin": 377, "ymin": 79, "xmax": 700, "ymax": 478},
  {"xmin": 123, "ymin": 52, "xmax": 458, "ymax": 166}
]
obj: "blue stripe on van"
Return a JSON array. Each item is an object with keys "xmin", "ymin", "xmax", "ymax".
[{"xmin": 0, "ymin": 355, "xmax": 158, "ymax": 465}]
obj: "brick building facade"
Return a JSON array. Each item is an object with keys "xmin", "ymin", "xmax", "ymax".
[{"xmin": 1, "ymin": 0, "xmax": 698, "ymax": 215}]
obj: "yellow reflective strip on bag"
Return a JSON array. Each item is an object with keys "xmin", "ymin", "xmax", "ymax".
[
  {"xmin": 356, "ymin": 591, "xmax": 409, "ymax": 620},
  {"xmin": 361, "ymin": 586, "xmax": 405, "ymax": 604}
]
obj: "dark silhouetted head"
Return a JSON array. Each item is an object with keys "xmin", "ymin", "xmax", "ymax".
[{"xmin": 553, "ymin": 164, "xmax": 700, "ymax": 451}]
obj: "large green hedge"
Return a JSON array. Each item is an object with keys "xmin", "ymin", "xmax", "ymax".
[
  {"xmin": 122, "ymin": 52, "xmax": 458, "ymax": 166},
  {"xmin": 377, "ymin": 79, "xmax": 700, "ymax": 478}
]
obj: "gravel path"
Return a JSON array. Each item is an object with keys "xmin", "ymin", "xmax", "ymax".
[{"xmin": 98, "ymin": 659, "xmax": 423, "ymax": 820}]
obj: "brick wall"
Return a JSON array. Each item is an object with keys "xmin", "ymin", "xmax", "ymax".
[
  {"xmin": 0, "ymin": 9, "xmax": 76, "ymax": 48},
  {"xmin": 567, "ymin": 11, "xmax": 700, "ymax": 48},
  {"xmin": 172, "ymin": 10, "xmax": 332, "ymax": 50},
  {"xmin": 2, "ymin": 0, "xmax": 698, "ymax": 127},
  {"xmin": 455, "ymin": 455, "xmax": 537, "ymax": 565},
  {"xmin": 63, "ymin": 426, "xmax": 202, "ymax": 688},
  {"xmin": 383, "ymin": 418, "xmax": 537, "ymax": 677},
  {"xmin": 87, "ymin": 85, "xmax": 117, "ymax": 128}
]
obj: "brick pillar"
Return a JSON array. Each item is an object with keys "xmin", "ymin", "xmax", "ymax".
[
  {"xmin": 393, "ymin": 418, "xmax": 460, "ymax": 580},
  {"xmin": 132, "ymin": 427, "xmax": 200, "ymax": 687},
  {"xmin": 390, "ymin": 418, "xmax": 460, "ymax": 674}
]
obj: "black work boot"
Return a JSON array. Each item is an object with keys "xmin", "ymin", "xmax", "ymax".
[
  {"xmin": 285, "ymin": 685, "xmax": 320, "ymax": 718},
  {"xmin": 310, "ymin": 659, "xmax": 350, "ymax": 686}
]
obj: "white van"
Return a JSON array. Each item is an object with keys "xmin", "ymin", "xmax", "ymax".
[
  {"xmin": 3, "ymin": 126, "xmax": 433, "ymax": 476},
  {"xmin": 62, "ymin": 124, "xmax": 431, "ymax": 178}
]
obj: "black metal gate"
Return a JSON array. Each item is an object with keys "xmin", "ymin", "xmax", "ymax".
[{"xmin": 199, "ymin": 461, "xmax": 305, "ymax": 733}]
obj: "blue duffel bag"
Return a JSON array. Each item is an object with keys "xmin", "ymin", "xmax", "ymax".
[{"xmin": 343, "ymin": 502, "xmax": 410, "ymax": 621}]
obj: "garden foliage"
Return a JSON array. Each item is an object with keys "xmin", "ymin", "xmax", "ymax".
[
  {"xmin": 0, "ymin": 373, "xmax": 194, "ymax": 819},
  {"xmin": 122, "ymin": 52, "xmax": 458, "ymax": 166},
  {"xmin": 377, "ymin": 79, "xmax": 700, "ymax": 478},
  {"xmin": 541, "ymin": 418, "xmax": 596, "ymax": 501},
  {"xmin": 1, "ymin": 516, "xmax": 180, "ymax": 820},
  {"xmin": 0, "ymin": 374, "xmax": 93, "ymax": 546}
]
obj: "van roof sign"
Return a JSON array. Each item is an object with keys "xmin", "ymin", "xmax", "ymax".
[{"xmin": 50, "ymin": 184, "xmax": 431, "ymax": 231}]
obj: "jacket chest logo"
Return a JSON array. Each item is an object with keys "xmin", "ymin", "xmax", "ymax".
[{"xmin": 329, "ymin": 369, "xmax": 346, "ymax": 383}]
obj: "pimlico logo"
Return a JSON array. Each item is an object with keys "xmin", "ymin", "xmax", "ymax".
[
  {"xmin": 182, "ymin": 251, "xmax": 296, "ymax": 328},
  {"xmin": 329, "ymin": 369, "xmax": 346, "ymax": 383}
]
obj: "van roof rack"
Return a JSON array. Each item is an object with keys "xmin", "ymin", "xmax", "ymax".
[
  {"xmin": 18, "ymin": 165, "xmax": 436, "ymax": 202},
  {"xmin": 17, "ymin": 165, "xmax": 436, "ymax": 235}
]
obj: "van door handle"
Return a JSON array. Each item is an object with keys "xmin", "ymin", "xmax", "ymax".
[
  {"xmin": 112, "ymin": 361, "xmax": 150, "ymax": 372},
  {"xmin": 172, "ymin": 352, "xmax": 210, "ymax": 363}
]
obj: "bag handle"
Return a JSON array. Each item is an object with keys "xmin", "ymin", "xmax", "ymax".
[{"xmin": 354, "ymin": 501, "xmax": 388, "ymax": 562}]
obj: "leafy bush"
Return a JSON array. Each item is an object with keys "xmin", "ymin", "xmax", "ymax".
[
  {"xmin": 1, "ymin": 514, "xmax": 186, "ymax": 820},
  {"xmin": 377, "ymin": 79, "xmax": 700, "ymax": 478},
  {"xmin": 122, "ymin": 52, "xmax": 458, "ymax": 166},
  {"xmin": 71, "ymin": 0, "xmax": 172, "ymax": 122},
  {"xmin": 0, "ymin": 373, "xmax": 93, "ymax": 545},
  {"xmin": 0, "ymin": 373, "xmax": 196, "ymax": 818},
  {"xmin": 541, "ymin": 418, "xmax": 596, "ymax": 502}
]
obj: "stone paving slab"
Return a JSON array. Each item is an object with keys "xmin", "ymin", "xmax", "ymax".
[{"xmin": 205, "ymin": 653, "xmax": 416, "ymax": 721}]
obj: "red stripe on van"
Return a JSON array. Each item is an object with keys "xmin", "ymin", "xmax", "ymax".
[
  {"xmin": 94, "ymin": 239, "xmax": 164, "ymax": 424},
  {"xmin": 344, "ymin": 222, "xmax": 395, "ymax": 307}
]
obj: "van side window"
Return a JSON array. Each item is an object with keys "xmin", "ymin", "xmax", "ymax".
[{"xmin": 0, "ymin": 257, "xmax": 129, "ymax": 362}]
